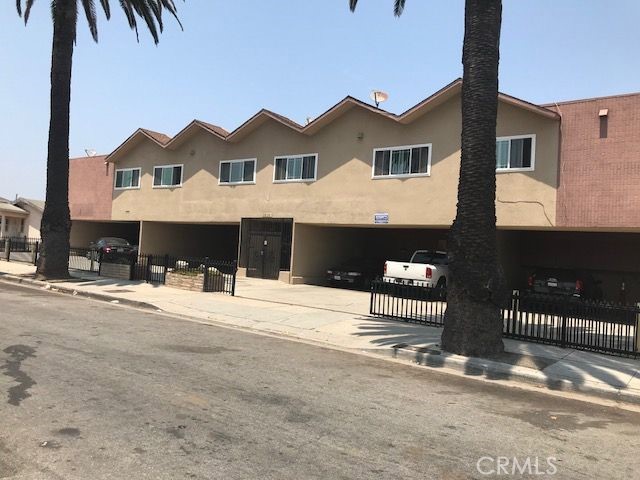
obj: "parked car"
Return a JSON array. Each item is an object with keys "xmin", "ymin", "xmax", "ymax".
[
  {"xmin": 89, "ymin": 237, "xmax": 138, "ymax": 261},
  {"xmin": 383, "ymin": 250, "xmax": 448, "ymax": 289},
  {"xmin": 526, "ymin": 268, "xmax": 602, "ymax": 300},
  {"xmin": 326, "ymin": 258, "xmax": 383, "ymax": 289}
]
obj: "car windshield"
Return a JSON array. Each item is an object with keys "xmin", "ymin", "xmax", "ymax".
[
  {"xmin": 535, "ymin": 269, "xmax": 578, "ymax": 282},
  {"xmin": 102, "ymin": 237, "xmax": 130, "ymax": 246},
  {"xmin": 411, "ymin": 251, "xmax": 433, "ymax": 264}
]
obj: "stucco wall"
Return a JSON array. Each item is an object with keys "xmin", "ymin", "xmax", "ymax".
[
  {"xmin": 19, "ymin": 204, "xmax": 42, "ymax": 238},
  {"xmin": 69, "ymin": 156, "xmax": 114, "ymax": 220},
  {"xmin": 110, "ymin": 95, "xmax": 559, "ymax": 229}
]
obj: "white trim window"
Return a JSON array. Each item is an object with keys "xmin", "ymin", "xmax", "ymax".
[
  {"xmin": 153, "ymin": 164, "xmax": 183, "ymax": 188},
  {"xmin": 273, "ymin": 154, "xmax": 317, "ymax": 182},
  {"xmin": 114, "ymin": 168, "xmax": 141, "ymax": 190},
  {"xmin": 372, "ymin": 144, "xmax": 431, "ymax": 178},
  {"xmin": 496, "ymin": 134, "xmax": 536, "ymax": 172},
  {"xmin": 219, "ymin": 158, "xmax": 256, "ymax": 185}
]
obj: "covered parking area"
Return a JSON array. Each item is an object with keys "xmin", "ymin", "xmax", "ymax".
[
  {"xmin": 290, "ymin": 224, "xmax": 449, "ymax": 286},
  {"xmin": 138, "ymin": 221, "xmax": 239, "ymax": 260},
  {"xmin": 70, "ymin": 220, "xmax": 140, "ymax": 248},
  {"xmin": 288, "ymin": 226, "xmax": 640, "ymax": 302},
  {"xmin": 513, "ymin": 230, "xmax": 640, "ymax": 303}
]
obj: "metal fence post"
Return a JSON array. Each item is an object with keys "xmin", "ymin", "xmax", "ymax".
[
  {"xmin": 635, "ymin": 303, "xmax": 640, "ymax": 353},
  {"xmin": 163, "ymin": 254, "xmax": 169, "ymax": 284},
  {"xmin": 33, "ymin": 241, "xmax": 39, "ymax": 266},
  {"xmin": 231, "ymin": 261, "xmax": 237, "ymax": 296},
  {"xmin": 369, "ymin": 281, "xmax": 376, "ymax": 315},
  {"xmin": 560, "ymin": 313, "xmax": 567, "ymax": 348},
  {"xmin": 203, "ymin": 257, "xmax": 210, "ymax": 292},
  {"xmin": 4, "ymin": 238, "xmax": 10, "ymax": 261},
  {"xmin": 145, "ymin": 254, "xmax": 152, "ymax": 283}
]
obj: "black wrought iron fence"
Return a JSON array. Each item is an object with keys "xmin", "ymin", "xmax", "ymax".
[
  {"xmin": 504, "ymin": 292, "xmax": 638, "ymax": 356},
  {"xmin": 131, "ymin": 254, "xmax": 237, "ymax": 295},
  {"xmin": 370, "ymin": 280, "xmax": 446, "ymax": 327},
  {"xmin": 0, "ymin": 237, "xmax": 40, "ymax": 264},
  {"xmin": 68, "ymin": 246, "xmax": 100, "ymax": 273},
  {"xmin": 370, "ymin": 279, "xmax": 639, "ymax": 357}
]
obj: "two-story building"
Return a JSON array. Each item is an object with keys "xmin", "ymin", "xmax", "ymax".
[{"xmin": 68, "ymin": 79, "xmax": 640, "ymax": 301}]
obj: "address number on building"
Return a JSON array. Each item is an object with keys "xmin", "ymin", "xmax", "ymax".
[{"xmin": 374, "ymin": 213, "xmax": 389, "ymax": 224}]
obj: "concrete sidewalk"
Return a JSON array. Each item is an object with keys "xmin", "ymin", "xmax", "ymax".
[{"xmin": 2, "ymin": 260, "xmax": 640, "ymax": 406}]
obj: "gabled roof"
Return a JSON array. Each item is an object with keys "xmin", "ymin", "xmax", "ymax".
[
  {"xmin": 15, "ymin": 198, "xmax": 44, "ymax": 212},
  {"xmin": 0, "ymin": 202, "xmax": 28, "ymax": 217},
  {"xmin": 106, "ymin": 79, "xmax": 560, "ymax": 162}
]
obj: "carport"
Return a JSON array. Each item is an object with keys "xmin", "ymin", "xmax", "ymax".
[
  {"xmin": 70, "ymin": 220, "xmax": 140, "ymax": 248},
  {"xmin": 495, "ymin": 230, "xmax": 640, "ymax": 302},
  {"xmin": 290, "ymin": 224, "xmax": 449, "ymax": 286},
  {"xmin": 138, "ymin": 221, "xmax": 239, "ymax": 260}
]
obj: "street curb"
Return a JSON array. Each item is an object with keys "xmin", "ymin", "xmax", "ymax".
[
  {"xmin": 2, "ymin": 270, "xmax": 639, "ymax": 408},
  {"xmin": 0, "ymin": 273, "xmax": 159, "ymax": 311},
  {"xmin": 366, "ymin": 344, "xmax": 640, "ymax": 406}
]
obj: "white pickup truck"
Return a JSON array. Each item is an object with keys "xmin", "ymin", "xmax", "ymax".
[{"xmin": 383, "ymin": 250, "xmax": 448, "ymax": 288}]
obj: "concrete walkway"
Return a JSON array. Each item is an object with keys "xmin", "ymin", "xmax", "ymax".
[{"xmin": 2, "ymin": 260, "xmax": 640, "ymax": 406}]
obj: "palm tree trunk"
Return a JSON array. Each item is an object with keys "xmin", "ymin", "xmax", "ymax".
[
  {"xmin": 37, "ymin": 1, "xmax": 76, "ymax": 280},
  {"xmin": 441, "ymin": 0, "xmax": 505, "ymax": 356}
]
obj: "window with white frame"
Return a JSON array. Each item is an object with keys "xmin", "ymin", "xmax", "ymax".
[
  {"xmin": 219, "ymin": 159, "xmax": 256, "ymax": 184},
  {"xmin": 114, "ymin": 168, "xmax": 141, "ymax": 189},
  {"xmin": 373, "ymin": 144, "xmax": 431, "ymax": 178},
  {"xmin": 496, "ymin": 135, "xmax": 535, "ymax": 171},
  {"xmin": 274, "ymin": 154, "xmax": 317, "ymax": 182},
  {"xmin": 153, "ymin": 164, "xmax": 183, "ymax": 187}
]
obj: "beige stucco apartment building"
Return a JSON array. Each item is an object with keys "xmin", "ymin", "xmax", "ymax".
[{"xmin": 68, "ymin": 79, "xmax": 640, "ymax": 300}]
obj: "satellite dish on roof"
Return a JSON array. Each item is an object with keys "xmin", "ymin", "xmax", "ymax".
[
  {"xmin": 370, "ymin": 90, "xmax": 389, "ymax": 108},
  {"xmin": 84, "ymin": 149, "xmax": 97, "ymax": 157}
]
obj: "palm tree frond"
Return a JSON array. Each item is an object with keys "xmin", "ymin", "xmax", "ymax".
[
  {"xmin": 159, "ymin": 0, "xmax": 183, "ymax": 30},
  {"xmin": 118, "ymin": 0, "xmax": 140, "ymax": 41},
  {"xmin": 129, "ymin": 0, "xmax": 160, "ymax": 43},
  {"xmin": 99, "ymin": 0, "xmax": 111, "ymax": 20},
  {"xmin": 348, "ymin": 0, "xmax": 358, "ymax": 12},
  {"xmin": 115, "ymin": 0, "xmax": 183, "ymax": 44},
  {"xmin": 394, "ymin": 0, "xmax": 406, "ymax": 17},
  {"xmin": 80, "ymin": 0, "xmax": 99, "ymax": 42},
  {"xmin": 18, "ymin": 0, "xmax": 37, "ymax": 24}
]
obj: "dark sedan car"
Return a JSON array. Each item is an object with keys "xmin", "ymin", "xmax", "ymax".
[
  {"xmin": 89, "ymin": 237, "xmax": 138, "ymax": 261},
  {"xmin": 527, "ymin": 267, "xmax": 602, "ymax": 300},
  {"xmin": 326, "ymin": 258, "xmax": 383, "ymax": 290}
]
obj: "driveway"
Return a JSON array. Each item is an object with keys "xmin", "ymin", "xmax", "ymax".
[{"xmin": 234, "ymin": 276, "xmax": 371, "ymax": 315}]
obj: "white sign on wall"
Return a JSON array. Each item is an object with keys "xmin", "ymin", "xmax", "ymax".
[{"xmin": 374, "ymin": 213, "xmax": 389, "ymax": 224}]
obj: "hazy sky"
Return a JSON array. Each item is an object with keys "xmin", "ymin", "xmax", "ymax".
[{"xmin": 1, "ymin": 0, "xmax": 638, "ymax": 199}]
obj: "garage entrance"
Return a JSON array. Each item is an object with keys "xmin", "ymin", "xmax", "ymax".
[
  {"xmin": 70, "ymin": 220, "xmax": 140, "ymax": 248},
  {"xmin": 138, "ymin": 222, "xmax": 239, "ymax": 259},
  {"xmin": 240, "ymin": 218, "xmax": 293, "ymax": 280},
  {"xmin": 290, "ymin": 224, "xmax": 449, "ymax": 286}
]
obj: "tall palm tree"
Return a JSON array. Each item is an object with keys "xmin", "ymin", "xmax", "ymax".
[
  {"xmin": 17, "ymin": 0, "xmax": 181, "ymax": 280},
  {"xmin": 349, "ymin": 0, "xmax": 505, "ymax": 356}
]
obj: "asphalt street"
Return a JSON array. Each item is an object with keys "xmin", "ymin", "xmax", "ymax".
[{"xmin": 1, "ymin": 281, "xmax": 639, "ymax": 479}]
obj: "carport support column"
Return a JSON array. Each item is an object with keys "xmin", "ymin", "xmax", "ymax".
[
  {"xmin": 138, "ymin": 221, "xmax": 145, "ymax": 254},
  {"xmin": 0, "ymin": 215, "xmax": 5, "ymax": 238},
  {"xmin": 636, "ymin": 303, "xmax": 640, "ymax": 353}
]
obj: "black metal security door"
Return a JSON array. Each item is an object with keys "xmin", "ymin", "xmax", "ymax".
[{"xmin": 247, "ymin": 232, "xmax": 282, "ymax": 280}]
